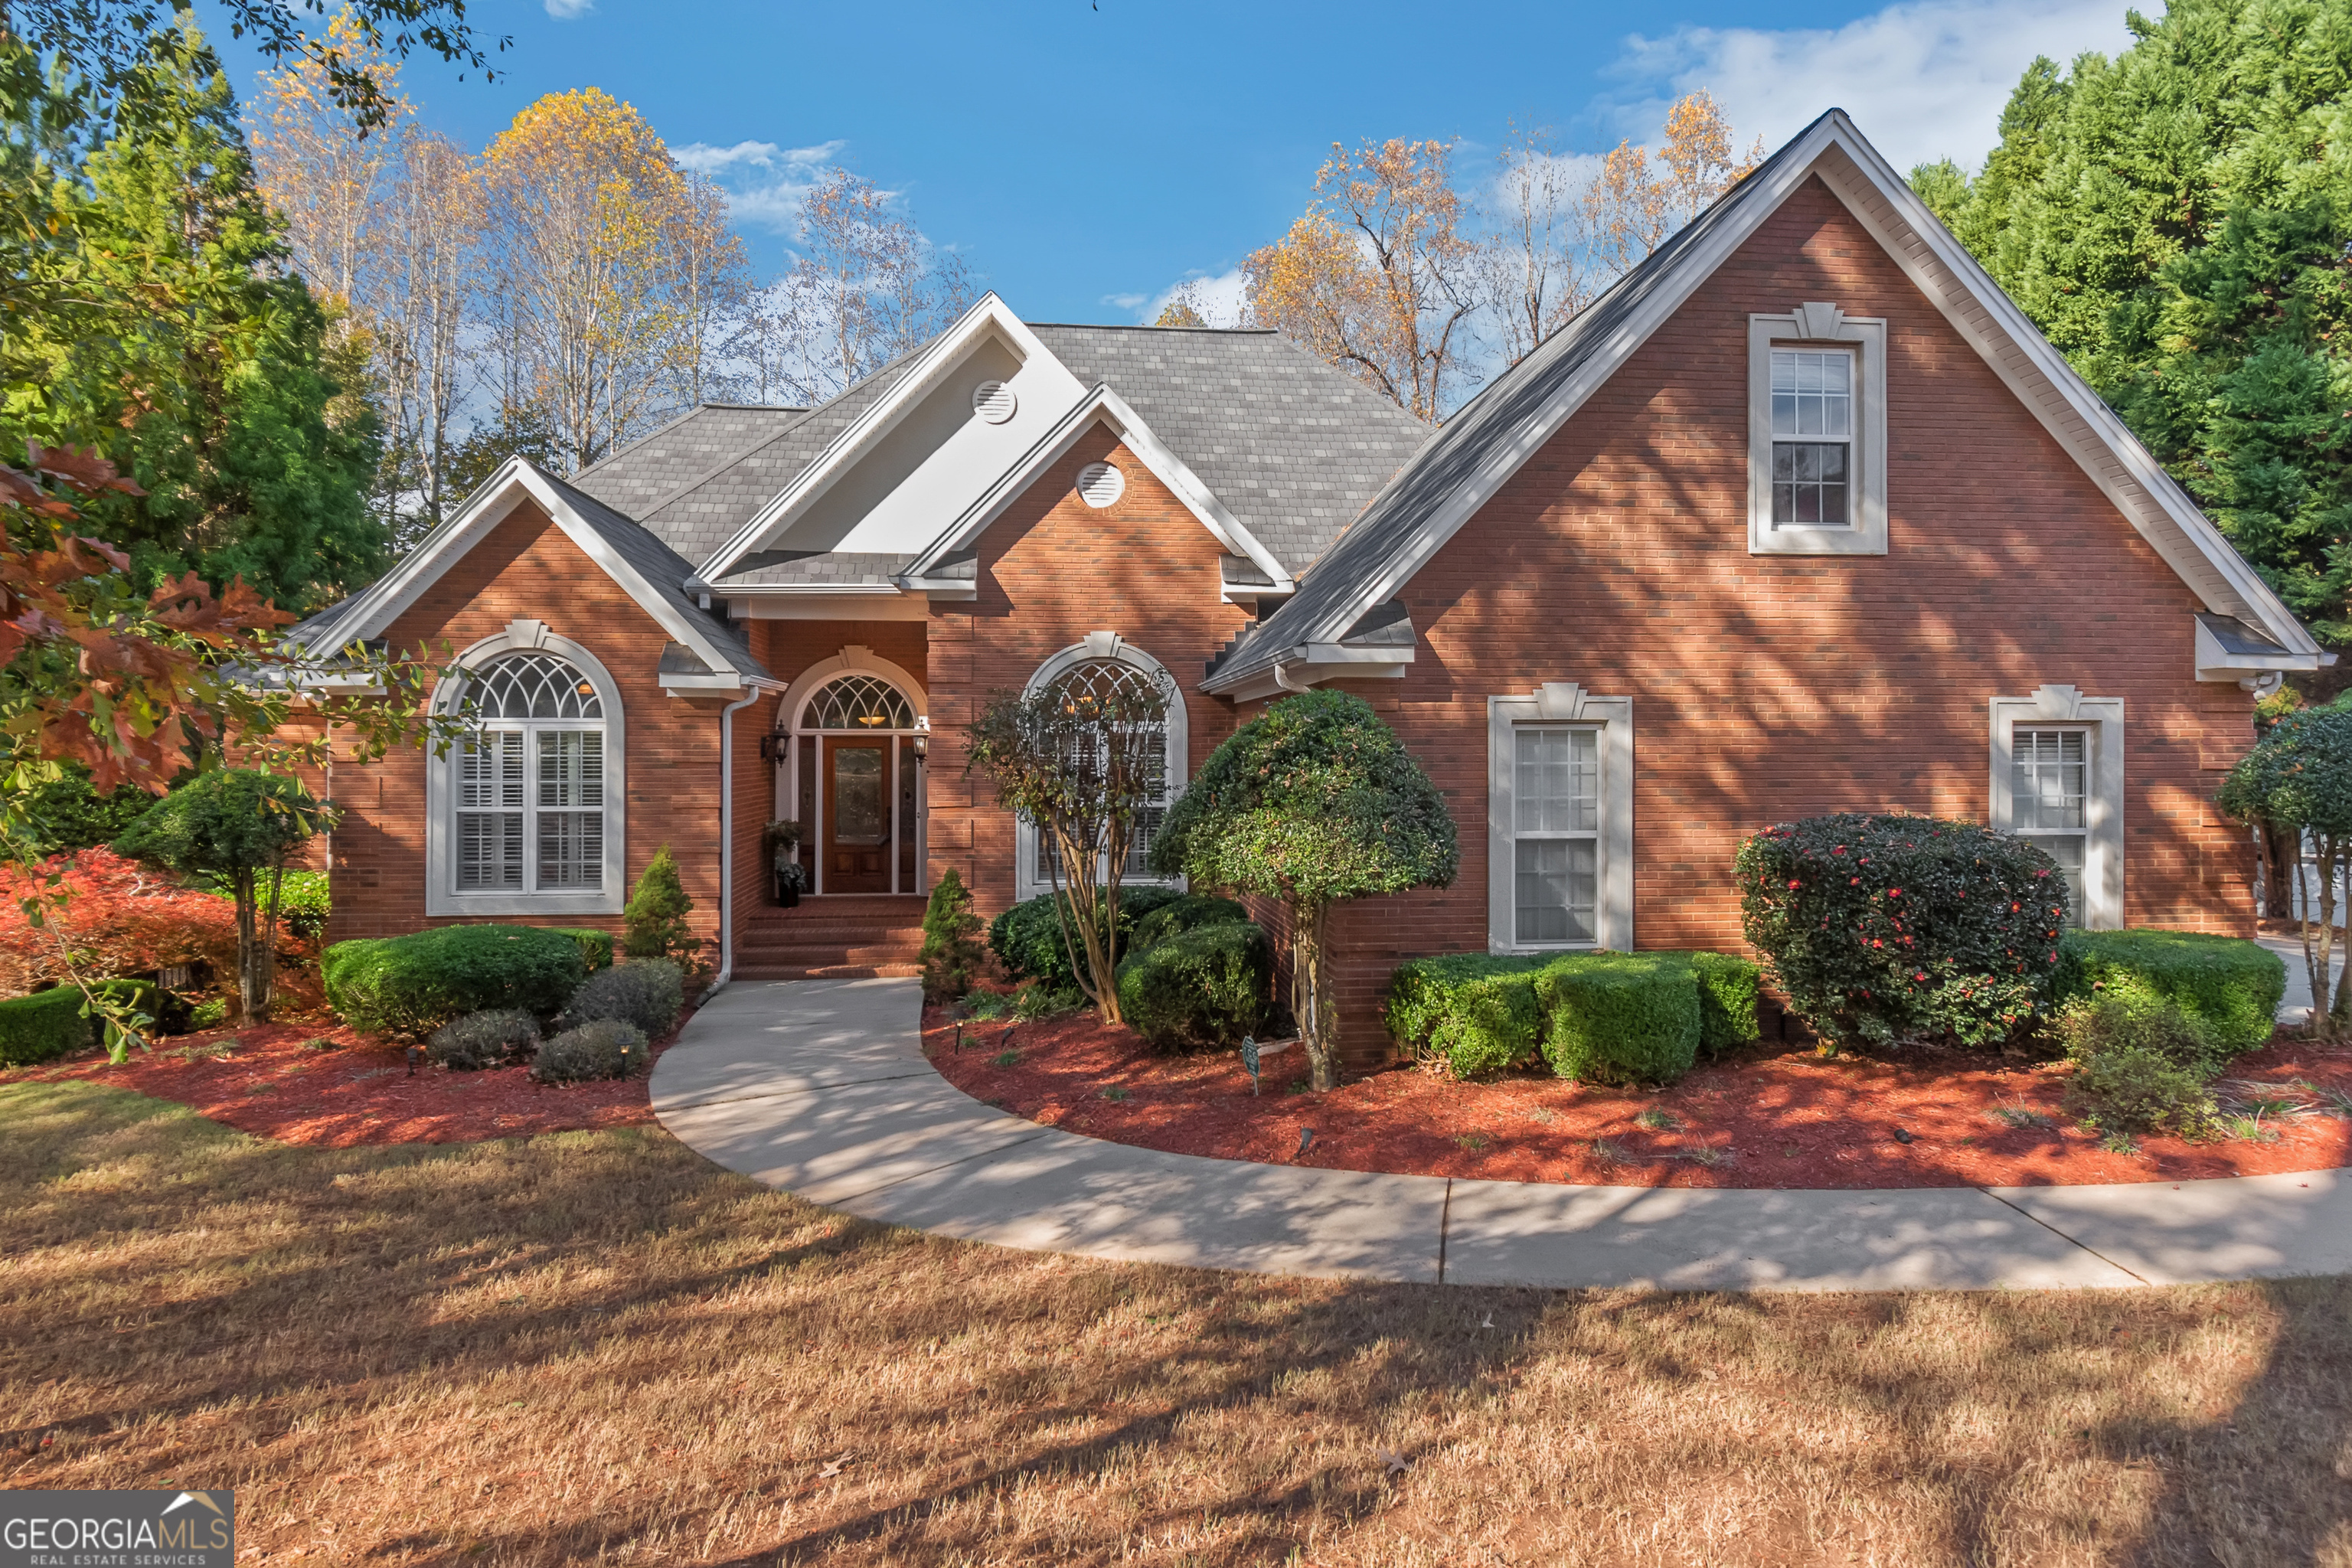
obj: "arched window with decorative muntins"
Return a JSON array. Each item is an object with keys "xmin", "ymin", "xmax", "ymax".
[
  {"xmin": 1016, "ymin": 638, "xmax": 1186, "ymax": 899},
  {"xmin": 450, "ymin": 651, "xmax": 609, "ymax": 893},
  {"xmin": 799, "ymin": 674, "xmax": 917, "ymax": 732}
]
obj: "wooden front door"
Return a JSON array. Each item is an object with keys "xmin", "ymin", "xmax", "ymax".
[{"xmin": 823, "ymin": 739, "xmax": 892, "ymax": 893}]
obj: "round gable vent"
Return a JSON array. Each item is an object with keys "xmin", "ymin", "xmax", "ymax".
[
  {"xmin": 1076, "ymin": 461, "xmax": 1125, "ymax": 508},
  {"xmin": 972, "ymin": 379, "xmax": 1018, "ymax": 424}
]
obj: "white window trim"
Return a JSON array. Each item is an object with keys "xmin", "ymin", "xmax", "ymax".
[
  {"xmin": 1014, "ymin": 632, "xmax": 1188, "ymax": 904},
  {"xmin": 1749, "ymin": 301, "xmax": 1888, "ymax": 556},
  {"xmin": 1488, "ymin": 683, "xmax": 1634, "ymax": 954},
  {"xmin": 1989, "ymin": 684, "xmax": 2125, "ymax": 930},
  {"xmin": 426, "ymin": 620, "xmax": 627, "ymax": 916}
]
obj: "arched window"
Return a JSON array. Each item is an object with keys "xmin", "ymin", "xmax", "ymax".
[
  {"xmin": 427, "ymin": 629, "xmax": 625, "ymax": 915},
  {"xmin": 1016, "ymin": 637, "xmax": 1187, "ymax": 900}
]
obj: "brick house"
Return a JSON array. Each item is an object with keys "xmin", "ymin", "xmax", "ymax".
[{"xmin": 303, "ymin": 110, "xmax": 2324, "ymax": 1067}]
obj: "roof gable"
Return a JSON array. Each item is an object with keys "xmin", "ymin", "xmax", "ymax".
[{"xmin": 1204, "ymin": 109, "xmax": 2323, "ymax": 694}]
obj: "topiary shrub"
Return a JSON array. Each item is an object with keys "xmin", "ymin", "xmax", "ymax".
[
  {"xmin": 2051, "ymin": 929, "xmax": 2285, "ymax": 1057},
  {"xmin": 2055, "ymin": 991, "xmax": 2220, "ymax": 1137},
  {"xmin": 559, "ymin": 959, "xmax": 684, "ymax": 1038},
  {"xmin": 553, "ymin": 928, "xmax": 616, "ymax": 972},
  {"xmin": 1129, "ymin": 893, "xmax": 1249, "ymax": 955},
  {"xmin": 531, "ymin": 1018, "xmax": 649, "ymax": 1083},
  {"xmin": 988, "ymin": 884, "xmax": 1189, "ymax": 991},
  {"xmin": 1385, "ymin": 954, "xmax": 1551, "ymax": 1078},
  {"xmin": 426, "ymin": 1009, "xmax": 541, "ymax": 1070},
  {"xmin": 322, "ymin": 925, "xmax": 589, "ymax": 1038},
  {"xmin": 1536, "ymin": 954, "xmax": 1704, "ymax": 1085},
  {"xmin": 920, "ymin": 868, "xmax": 987, "ymax": 1003},
  {"xmin": 1735, "ymin": 813, "xmax": 2066, "ymax": 1054},
  {"xmin": 0, "ymin": 986, "xmax": 96, "ymax": 1066},
  {"xmin": 1114, "ymin": 920, "xmax": 1272, "ymax": 1050}
]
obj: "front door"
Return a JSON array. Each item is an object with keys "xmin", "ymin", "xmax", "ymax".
[{"xmin": 823, "ymin": 739, "xmax": 892, "ymax": 893}]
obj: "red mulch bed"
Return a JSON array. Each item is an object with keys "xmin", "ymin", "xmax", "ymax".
[
  {"xmin": 5, "ymin": 1011, "xmax": 684, "ymax": 1146},
  {"xmin": 924, "ymin": 1007, "xmax": 2352, "ymax": 1189}
]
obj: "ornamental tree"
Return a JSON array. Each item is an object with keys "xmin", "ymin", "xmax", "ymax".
[
  {"xmin": 965, "ymin": 670, "xmax": 1170, "ymax": 1025},
  {"xmin": 2218, "ymin": 704, "xmax": 2352, "ymax": 1034},
  {"xmin": 1733, "ymin": 813, "xmax": 2069, "ymax": 1054},
  {"xmin": 1149, "ymin": 689, "xmax": 1457, "ymax": 1090},
  {"xmin": 112, "ymin": 768, "xmax": 332, "ymax": 1022}
]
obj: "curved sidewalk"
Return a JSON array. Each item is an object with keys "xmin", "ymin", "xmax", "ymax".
[{"xmin": 652, "ymin": 978, "xmax": 2352, "ymax": 1292}]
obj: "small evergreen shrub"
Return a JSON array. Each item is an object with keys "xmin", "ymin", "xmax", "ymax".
[
  {"xmin": 1536, "ymin": 954, "xmax": 1704, "ymax": 1085},
  {"xmin": 531, "ymin": 1018, "xmax": 650, "ymax": 1083},
  {"xmin": 553, "ymin": 928, "xmax": 616, "ymax": 972},
  {"xmin": 1736, "ymin": 813, "xmax": 2066, "ymax": 1052},
  {"xmin": 622, "ymin": 848, "xmax": 698, "ymax": 961},
  {"xmin": 988, "ymin": 885, "xmax": 1188, "ymax": 991},
  {"xmin": 426, "ymin": 1009, "xmax": 541, "ymax": 1070},
  {"xmin": 2051, "ymin": 929, "xmax": 2285, "ymax": 1057},
  {"xmin": 2056, "ymin": 992, "xmax": 2220, "ymax": 1136},
  {"xmin": 560, "ymin": 959, "xmax": 684, "ymax": 1038},
  {"xmin": 1129, "ymin": 893, "xmax": 1250, "ymax": 956},
  {"xmin": 920, "ymin": 868, "xmax": 988, "ymax": 1003},
  {"xmin": 323, "ymin": 925, "xmax": 589, "ymax": 1038},
  {"xmin": 1114, "ymin": 920, "xmax": 1272, "ymax": 1050},
  {"xmin": 1385, "ymin": 955, "xmax": 1551, "ymax": 1078},
  {"xmin": 1668, "ymin": 950, "xmax": 1763, "ymax": 1054},
  {"xmin": 277, "ymin": 871, "xmax": 332, "ymax": 943},
  {"xmin": 0, "ymin": 987, "xmax": 95, "ymax": 1066}
]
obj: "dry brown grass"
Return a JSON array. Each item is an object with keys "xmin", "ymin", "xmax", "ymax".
[{"xmin": 2, "ymin": 1080, "xmax": 2349, "ymax": 1566}]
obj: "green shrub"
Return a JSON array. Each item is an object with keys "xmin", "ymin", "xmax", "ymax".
[
  {"xmin": 1735, "ymin": 812, "xmax": 2066, "ymax": 1052},
  {"xmin": 1386, "ymin": 955, "xmax": 1551, "ymax": 1078},
  {"xmin": 560, "ymin": 959, "xmax": 684, "ymax": 1038},
  {"xmin": 1115, "ymin": 920, "xmax": 1272, "ymax": 1050},
  {"xmin": 0, "ymin": 987, "xmax": 95, "ymax": 1066},
  {"xmin": 1013, "ymin": 982, "xmax": 1085, "ymax": 1021},
  {"xmin": 21, "ymin": 763, "xmax": 172, "ymax": 853},
  {"xmin": 1537, "ymin": 954, "xmax": 1704, "ymax": 1086},
  {"xmin": 920, "ymin": 868, "xmax": 987, "ymax": 1003},
  {"xmin": 531, "ymin": 1018, "xmax": 649, "ymax": 1083},
  {"xmin": 2056, "ymin": 992, "xmax": 2220, "ymax": 1136},
  {"xmin": 189, "ymin": 998, "xmax": 230, "ymax": 1031},
  {"xmin": 426, "ymin": 1009, "xmax": 541, "ymax": 1070},
  {"xmin": 1129, "ymin": 893, "xmax": 1250, "ymax": 955},
  {"xmin": 2051, "ymin": 929, "xmax": 2284, "ymax": 1057},
  {"xmin": 322, "ymin": 925, "xmax": 589, "ymax": 1038},
  {"xmin": 553, "ymin": 928, "xmax": 616, "ymax": 972},
  {"xmin": 276, "ymin": 871, "xmax": 332, "ymax": 943},
  {"xmin": 1674, "ymin": 951, "xmax": 1763, "ymax": 1054},
  {"xmin": 622, "ymin": 848, "xmax": 698, "ymax": 962},
  {"xmin": 988, "ymin": 885, "xmax": 1188, "ymax": 991}
]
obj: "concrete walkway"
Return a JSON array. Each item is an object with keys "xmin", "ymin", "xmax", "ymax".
[{"xmin": 652, "ymin": 978, "xmax": 2352, "ymax": 1293}]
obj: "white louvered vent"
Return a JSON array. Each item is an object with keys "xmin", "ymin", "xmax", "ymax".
[
  {"xmin": 972, "ymin": 380, "xmax": 1018, "ymax": 424},
  {"xmin": 1075, "ymin": 461, "xmax": 1125, "ymax": 508}
]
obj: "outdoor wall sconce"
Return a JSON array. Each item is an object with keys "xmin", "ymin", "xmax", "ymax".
[{"xmin": 911, "ymin": 715, "xmax": 931, "ymax": 760}]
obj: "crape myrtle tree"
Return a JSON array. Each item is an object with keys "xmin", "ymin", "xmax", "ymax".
[
  {"xmin": 1149, "ymin": 689, "xmax": 1457, "ymax": 1091},
  {"xmin": 112, "ymin": 767, "xmax": 332, "ymax": 1022},
  {"xmin": 2218, "ymin": 702, "xmax": 2352, "ymax": 1035},
  {"xmin": 965, "ymin": 669, "xmax": 1171, "ymax": 1026}
]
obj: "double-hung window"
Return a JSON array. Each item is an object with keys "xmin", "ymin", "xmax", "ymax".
[
  {"xmin": 1770, "ymin": 348, "xmax": 1853, "ymax": 528},
  {"xmin": 2011, "ymin": 727, "xmax": 2088, "ymax": 925},
  {"xmin": 1512, "ymin": 727, "xmax": 1601, "ymax": 945},
  {"xmin": 452, "ymin": 652, "xmax": 607, "ymax": 894}
]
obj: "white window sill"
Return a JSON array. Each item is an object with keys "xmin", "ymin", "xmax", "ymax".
[{"xmin": 423, "ymin": 890, "xmax": 624, "ymax": 918}]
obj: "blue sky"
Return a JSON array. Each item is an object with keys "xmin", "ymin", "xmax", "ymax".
[{"xmin": 228, "ymin": 0, "xmax": 2135, "ymax": 324}]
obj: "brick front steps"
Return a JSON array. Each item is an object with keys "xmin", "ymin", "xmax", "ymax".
[{"xmin": 734, "ymin": 893, "xmax": 928, "ymax": 980}]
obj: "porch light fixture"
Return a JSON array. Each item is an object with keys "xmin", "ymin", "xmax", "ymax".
[
  {"xmin": 912, "ymin": 714, "xmax": 930, "ymax": 759},
  {"xmin": 857, "ymin": 714, "xmax": 886, "ymax": 727}
]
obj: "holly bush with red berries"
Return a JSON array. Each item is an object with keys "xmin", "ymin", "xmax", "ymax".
[{"xmin": 1734, "ymin": 812, "xmax": 2068, "ymax": 1053}]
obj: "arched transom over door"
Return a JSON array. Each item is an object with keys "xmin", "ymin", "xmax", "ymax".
[{"xmin": 776, "ymin": 658, "xmax": 929, "ymax": 897}]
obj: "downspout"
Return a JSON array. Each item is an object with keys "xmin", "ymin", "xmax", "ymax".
[
  {"xmin": 710, "ymin": 685, "xmax": 766, "ymax": 998},
  {"xmin": 1272, "ymin": 657, "xmax": 1313, "ymax": 694}
]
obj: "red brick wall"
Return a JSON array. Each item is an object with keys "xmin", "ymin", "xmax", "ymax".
[
  {"xmin": 323, "ymin": 499, "xmax": 733, "ymax": 949},
  {"xmin": 924, "ymin": 421, "xmax": 1256, "ymax": 919},
  {"xmin": 1301, "ymin": 176, "xmax": 2259, "ymax": 1069}
]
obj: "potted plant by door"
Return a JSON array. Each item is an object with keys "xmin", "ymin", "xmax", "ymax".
[{"xmin": 766, "ymin": 820, "xmax": 805, "ymax": 906}]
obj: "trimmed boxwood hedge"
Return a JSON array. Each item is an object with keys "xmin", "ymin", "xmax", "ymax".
[
  {"xmin": 1537, "ymin": 955, "xmax": 1704, "ymax": 1085},
  {"xmin": 1114, "ymin": 920, "xmax": 1272, "ymax": 1050},
  {"xmin": 988, "ymin": 885, "xmax": 1191, "ymax": 991},
  {"xmin": 553, "ymin": 927, "xmax": 616, "ymax": 972},
  {"xmin": 1385, "ymin": 949, "xmax": 1762, "ymax": 1083},
  {"xmin": 0, "ymin": 986, "xmax": 95, "ymax": 1066},
  {"xmin": 2050, "ymin": 929, "xmax": 2285, "ymax": 1057},
  {"xmin": 324, "ymin": 925, "xmax": 589, "ymax": 1038},
  {"xmin": 1129, "ymin": 893, "xmax": 1249, "ymax": 956}
]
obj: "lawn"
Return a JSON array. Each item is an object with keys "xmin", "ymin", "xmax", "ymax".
[{"xmin": 3, "ymin": 1080, "xmax": 2349, "ymax": 1566}]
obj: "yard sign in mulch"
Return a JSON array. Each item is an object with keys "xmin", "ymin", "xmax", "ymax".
[{"xmin": 924, "ymin": 1007, "xmax": 2352, "ymax": 1190}]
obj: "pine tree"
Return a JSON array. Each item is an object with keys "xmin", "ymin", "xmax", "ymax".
[{"xmin": 623, "ymin": 848, "xmax": 699, "ymax": 962}]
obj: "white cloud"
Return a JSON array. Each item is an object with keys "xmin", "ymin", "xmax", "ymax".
[
  {"xmin": 1602, "ymin": 0, "xmax": 2129, "ymax": 172},
  {"xmin": 1135, "ymin": 268, "xmax": 1248, "ymax": 327},
  {"xmin": 674, "ymin": 139, "xmax": 844, "ymax": 176},
  {"xmin": 672, "ymin": 139, "xmax": 854, "ymax": 235},
  {"xmin": 543, "ymin": 0, "xmax": 593, "ymax": 18}
]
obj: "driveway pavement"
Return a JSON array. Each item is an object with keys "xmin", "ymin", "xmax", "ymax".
[{"xmin": 652, "ymin": 978, "xmax": 2352, "ymax": 1292}]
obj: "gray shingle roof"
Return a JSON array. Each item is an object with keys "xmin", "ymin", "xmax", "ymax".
[
  {"xmin": 1031, "ymin": 325, "xmax": 1430, "ymax": 577},
  {"xmin": 1206, "ymin": 116, "xmax": 1829, "ymax": 690},
  {"xmin": 710, "ymin": 550, "xmax": 910, "ymax": 590},
  {"xmin": 570, "ymin": 403, "xmax": 808, "ymax": 521}
]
